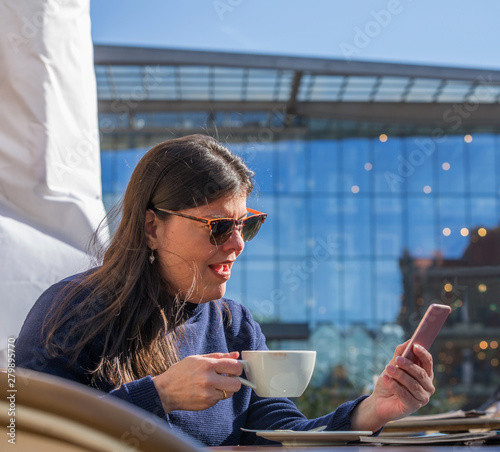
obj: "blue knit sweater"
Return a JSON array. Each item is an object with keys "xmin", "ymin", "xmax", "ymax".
[{"xmin": 16, "ymin": 272, "xmax": 368, "ymax": 446}]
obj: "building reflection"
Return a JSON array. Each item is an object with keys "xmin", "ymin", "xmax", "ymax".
[{"xmin": 400, "ymin": 225, "xmax": 500, "ymax": 408}]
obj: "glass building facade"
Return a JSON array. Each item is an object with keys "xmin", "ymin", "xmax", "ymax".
[
  {"xmin": 96, "ymin": 45, "xmax": 500, "ymax": 410},
  {"xmin": 101, "ymin": 133, "xmax": 500, "ymax": 407}
]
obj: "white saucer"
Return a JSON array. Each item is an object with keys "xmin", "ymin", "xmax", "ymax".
[{"xmin": 251, "ymin": 430, "xmax": 373, "ymax": 446}]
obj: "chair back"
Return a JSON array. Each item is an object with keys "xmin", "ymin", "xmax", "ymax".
[{"xmin": 1, "ymin": 369, "xmax": 203, "ymax": 452}]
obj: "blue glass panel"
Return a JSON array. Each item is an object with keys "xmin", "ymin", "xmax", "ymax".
[
  {"xmin": 310, "ymin": 260, "xmax": 341, "ymax": 324},
  {"xmin": 100, "ymin": 151, "xmax": 115, "ymax": 194},
  {"xmin": 179, "ymin": 67, "xmax": 209, "ymax": 100},
  {"xmin": 235, "ymin": 141, "xmax": 275, "ymax": 194},
  {"xmin": 277, "ymin": 258, "xmax": 308, "ymax": 322},
  {"xmin": 374, "ymin": 196, "xmax": 403, "ymax": 256},
  {"xmin": 438, "ymin": 197, "xmax": 468, "ymax": 258},
  {"xmin": 135, "ymin": 112, "xmax": 184, "ymax": 128},
  {"xmin": 310, "ymin": 140, "xmax": 339, "ymax": 193},
  {"xmin": 179, "ymin": 112, "xmax": 209, "ymax": 128},
  {"xmin": 437, "ymin": 80, "xmax": 472, "ymax": 102},
  {"xmin": 311, "ymin": 196, "xmax": 341, "ymax": 260},
  {"xmin": 242, "ymin": 112, "xmax": 269, "ymax": 127},
  {"xmin": 405, "ymin": 78, "xmax": 442, "ymax": 102},
  {"xmin": 374, "ymin": 77, "xmax": 409, "ymax": 102},
  {"xmin": 99, "ymin": 114, "xmax": 127, "ymax": 130},
  {"xmin": 374, "ymin": 260, "xmax": 402, "ymax": 322},
  {"xmin": 278, "ymin": 196, "xmax": 307, "ymax": 256},
  {"xmin": 276, "ymin": 140, "xmax": 306, "ymax": 193},
  {"xmin": 276, "ymin": 72, "xmax": 294, "ymax": 101},
  {"xmin": 244, "ymin": 260, "xmax": 277, "ymax": 323},
  {"xmin": 341, "ymin": 138, "xmax": 371, "ymax": 193},
  {"xmin": 373, "ymin": 137, "xmax": 404, "ymax": 193},
  {"xmin": 468, "ymin": 135, "xmax": 496, "ymax": 194},
  {"xmin": 113, "ymin": 149, "xmax": 147, "ymax": 192},
  {"xmin": 214, "ymin": 112, "xmax": 243, "ymax": 128},
  {"xmin": 307, "ymin": 75, "xmax": 344, "ymax": 101},
  {"xmin": 437, "ymin": 137, "xmax": 466, "ymax": 194},
  {"xmin": 213, "ymin": 79, "xmax": 243, "ymax": 101},
  {"xmin": 341, "ymin": 195, "xmax": 371, "ymax": 257},
  {"xmin": 101, "ymin": 148, "xmax": 146, "ymax": 193},
  {"xmin": 342, "ymin": 259, "xmax": 373, "ymax": 325},
  {"xmin": 407, "ymin": 196, "xmax": 436, "ymax": 257},
  {"xmin": 470, "ymin": 197, "xmax": 499, "ymax": 229},
  {"xmin": 343, "ymin": 324, "xmax": 377, "ymax": 386},
  {"xmin": 226, "ymin": 142, "xmax": 245, "ymax": 156},
  {"xmin": 405, "ymin": 136, "xmax": 436, "ymax": 194},
  {"xmin": 102, "ymin": 193, "xmax": 122, "ymax": 213}
]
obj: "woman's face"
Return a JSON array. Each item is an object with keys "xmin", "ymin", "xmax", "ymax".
[{"xmin": 146, "ymin": 194, "xmax": 247, "ymax": 303}]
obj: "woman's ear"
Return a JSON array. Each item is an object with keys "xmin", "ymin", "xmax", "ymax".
[{"xmin": 145, "ymin": 209, "xmax": 160, "ymax": 249}]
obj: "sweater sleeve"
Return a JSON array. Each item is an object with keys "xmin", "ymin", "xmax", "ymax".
[
  {"xmin": 243, "ymin": 392, "xmax": 369, "ymax": 431},
  {"xmin": 17, "ymin": 317, "xmax": 168, "ymax": 421},
  {"xmin": 109, "ymin": 376, "xmax": 167, "ymax": 420}
]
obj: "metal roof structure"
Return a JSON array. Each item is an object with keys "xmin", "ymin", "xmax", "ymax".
[{"xmin": 94, "ymin": 45, "xmax": 500, "ymax": 148}]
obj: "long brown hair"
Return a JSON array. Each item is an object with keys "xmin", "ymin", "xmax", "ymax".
[{"xmin": 43, "ymin": 135, "xmax": 255, "ymax": 386}]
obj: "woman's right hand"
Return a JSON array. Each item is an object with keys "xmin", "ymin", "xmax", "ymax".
[{"xmin": 152, "ymin": 351, "xmax": 243, "ymax": 413}]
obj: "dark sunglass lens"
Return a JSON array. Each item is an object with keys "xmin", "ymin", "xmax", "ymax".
[
  {"xmin": 242, "ymin": 216, "xmax": 263, "ymax": 242},
  {"xmin": 210, "ymin": 220, "xmax": 235, "ymax": 245}
]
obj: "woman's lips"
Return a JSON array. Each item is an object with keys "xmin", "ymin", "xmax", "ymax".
[{"xmin": 209, "ymin": 263, "xmax": 231, "ymax": 279}]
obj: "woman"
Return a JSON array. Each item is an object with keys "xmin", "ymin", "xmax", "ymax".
[{"xmin": 16, "ymin": 135, "xmax": 435, "ymax": 446}]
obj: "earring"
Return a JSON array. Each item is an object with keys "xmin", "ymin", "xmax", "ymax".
[{"xmin": 149, "ymin": 249, "xmax": 155, "ymax": 264}]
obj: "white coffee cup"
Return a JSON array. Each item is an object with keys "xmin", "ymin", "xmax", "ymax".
[{"xmin": 235, "ymin": 350, "xmax": 316, "ymax": 398}]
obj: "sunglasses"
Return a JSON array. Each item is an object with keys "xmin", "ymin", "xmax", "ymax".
[{"xmin": 153, "ymin": 207, "xmax": 267, "ymax": 245}]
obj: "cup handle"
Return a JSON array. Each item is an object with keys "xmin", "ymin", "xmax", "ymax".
[
  {"xmin": 234, "ymin": 360, "xmax": 257, "ymax": 390},
  {"xmin": 235, "ymin": 376, "xmax": 256, "ymax": 390}
]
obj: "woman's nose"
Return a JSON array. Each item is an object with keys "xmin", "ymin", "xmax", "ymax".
[{"xmin": 223, "ymin": 225, "xmax": 245, "ymax": 253}]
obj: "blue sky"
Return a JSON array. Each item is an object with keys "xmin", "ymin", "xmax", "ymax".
[{"xmin": 90, "ymin": 0, "xmax": 500, "ymax": 69}]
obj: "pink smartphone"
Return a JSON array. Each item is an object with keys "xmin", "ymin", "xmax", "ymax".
[{"xmin": 402, "ymin": 303, "xmax": 452, "ymax": 362}]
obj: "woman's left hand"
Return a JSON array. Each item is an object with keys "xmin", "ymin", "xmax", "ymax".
[{"xmin": 350, "ymin": 340, "xmax": 435, "ymax": 432}]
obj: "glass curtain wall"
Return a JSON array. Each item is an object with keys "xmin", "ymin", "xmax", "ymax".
[{"xmin": 101, "ymin": 133, "xmax": 500, "ymax": 409}]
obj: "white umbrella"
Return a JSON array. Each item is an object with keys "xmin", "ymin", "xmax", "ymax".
[{"xmin": 0, "ymin": 0, "xmax": 108, "ymax": 365}]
